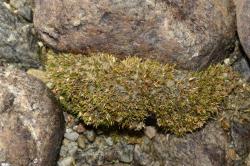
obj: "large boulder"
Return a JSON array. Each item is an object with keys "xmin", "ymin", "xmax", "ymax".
[
  {"xmin": 34, "ymin": 0, "xmax": 236, "ymax": 70},
  {"xmin": 0, "ymin": 1, "xmax": 40, "ymax": 69},
  {"xmin": 236, "ymin": 0, "xmax": 250, "ymax": 58},
  {"xmin": 0, "ymin": 68, "xmax": 65, "ymax": 166}
]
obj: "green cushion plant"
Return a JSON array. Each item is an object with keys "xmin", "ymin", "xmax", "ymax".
[{"xmin": 46, "ymin": 51, "xmax": 241, "ymax": 135}]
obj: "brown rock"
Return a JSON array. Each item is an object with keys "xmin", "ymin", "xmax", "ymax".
[
  {"xmin": 236, "ymin": 0, "xmax": 250, "ymax": 58},
  {"xmin": 0, "ymin": 68, "xmax": 65, "ymax": 166},
  {"xmin": 34, "ymin": 0, "xmax": 236, "ymax": 70}
]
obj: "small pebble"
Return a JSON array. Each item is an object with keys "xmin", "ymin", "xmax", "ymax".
[
  {"xmin": 64, "ymin": 132, "xmax": 79, "ymax": 141},
  {"xmin": 77, "ymin": 135, "xmax": 86, "ymax": 149},
  {"xmin": 67, "ymin": 142, "xmax": 78, "ymax": 156},
  {"xmin": 75, "ymin": 123, "xmax": 86, "ymax": 133},
  {"xmin": 224, "ymin": 58, "xmax": 230, "ymax": 65},
  {"xmin": 85, "ymin": 130, "xmax": 96, "ymax": 142},
  {"xmin": 117, "ymin": 144, "xmax": 134, "ymax": 163},
  {"xmin": 58, "ymin": 156, "xmax": 74, "ymax": 166},
  {"xmin": 105, "ymin": 137, "xmax": 114, "ymax": 146},
  {"xmin": 144, "ymin": 126, "xmax": 157, "ymax": 139}
]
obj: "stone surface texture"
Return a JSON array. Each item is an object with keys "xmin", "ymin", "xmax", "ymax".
[
  {"xmin": 34, "ymin": 0, "xmax": 236, "ymax": 70},
  {"xmin": 0, "ymin": 68, "xmax": 65, "ymax": 166},
  {"xmin": 9, "ymin": 0, "xmax": 34, "ymax": 21},
  {"xmin": 236, "ymin": 0, "xmax": 250, "ymax": 59},
  {"xmin": 0, "ymin": 1, "xmax": 40, "ymax": 69},
  {"xmin": 58, "ymin": 106, "xmax": 250, "ymax": 166}
]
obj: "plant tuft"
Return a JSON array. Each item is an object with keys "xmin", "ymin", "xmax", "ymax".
[{"xmin": 46, "ymin": 51, "xmax": 241, "ymax": 135}]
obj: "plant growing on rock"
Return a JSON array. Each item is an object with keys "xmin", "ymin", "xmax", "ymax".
[{"xmin": 46, "ymin": 51, "xmax": 242, "ymax": 135}]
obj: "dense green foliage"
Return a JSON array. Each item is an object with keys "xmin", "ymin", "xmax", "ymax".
[{"xmin": 46, "ymin": 51, "xmax": 240, "ymax": 135}]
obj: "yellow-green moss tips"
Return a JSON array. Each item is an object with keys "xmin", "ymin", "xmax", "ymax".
[{"xmin": 46, "ymin": 51, "xmax": 241, "ymax": 135}]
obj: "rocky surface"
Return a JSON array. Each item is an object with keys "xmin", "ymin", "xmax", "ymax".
[
  {"xmin": 0, "ymin": 68, "xmax": 65, "ymax": 166},
  {"xmin": 0, "ymin": 1, "xmax": 40, "ymax": 69},
  {"xmin": 58, "ymin": 104, "xmax": 250, "ymax": 166},
  {"xmin": 8, "ymin": 0, "xmax": 34, "ymax": 21},
  {"xmin": 225, "ymin": 40, "xmax": 250, "ymax": 82},
  {"xmin": 236, "ymin": 0, "xmax": 250, "ymax": 59},
  {"xmin": 34, "ymin": 0, "xmax": 236, "ymax": 70}
]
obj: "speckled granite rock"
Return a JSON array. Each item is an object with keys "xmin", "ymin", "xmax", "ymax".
[
  {"xmin": 0, "ymin": 68, "xmax": 65, "ymax": 166},
  {"xmin": 9, "ymin": 0, "xmax": 34, "ymax": 21},
  {"xmin": 0, "ymin": 1, "xmax": 40, "ymax": 69},
  {"xmin": 34, "ymin": 0, "xmax": 236, "ymax": 70},
  {"xmin": 236, "ymin": 0, "xmax": 250, "ymax": 59}
]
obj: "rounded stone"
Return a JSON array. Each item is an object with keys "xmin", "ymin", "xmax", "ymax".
[
  {"xmin": 0, "ymin": 68, "xmax": 65, "ymax": 166},
  {"xmin": 85, "ymin": 130, "xmax": 96, "ymax": 142}
]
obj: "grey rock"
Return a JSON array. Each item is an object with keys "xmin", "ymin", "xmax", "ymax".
[
  {"xmin": 58, "ymin": 156, "xmax": 74, "ymax": 166},
  {"xmin": 67, "ymin": 142, "xmax": 78, "ymax": 156},
  {"xmin": 134, "ymin": 145, "xmax": 155, "ymax": 166},
  {"xmin": 85, "ymin": 130, "xmax": 96, "ymax": 142},
  {"xmin": 64, "ymin": 131, "xmax": 79, "ymax": 142},
  {"xmin": 231, "ymin": 121, "xmax": 250, "ymax": 157},
  {"xmin": 105, "ymin": 137, "xmax": 114, "ymax": 146},
  {"xmin": 0, "ymin": 1, "xmax": 40, "ymax": 69},
  {"xmin": 9, "ymin": 0, "xmax": 34, "ymax": 21},
  {"xmin": 233, "ymin": 56, "xmax": 250, "ymax": 81},
  {"xmin": 0, "ymin": 68, "xmax": 65, "ymax": 166},
  {"xmin": 34, "ymin": 0, "xmax": 236, "ymax": 70},
  {"xmin": 236, "ymin": 0, "xmax": 250, "ymax": 59},
  {"xmin": 59, "ymin": 145, "xmax": 68, "ymax": 158},
  {"xmin": 229, "ymin": 40, "xmax": 250, "ymax": 81},
  {"xmin": 117, "ymin": 143, "xmax": 134, "ymax": 163}
]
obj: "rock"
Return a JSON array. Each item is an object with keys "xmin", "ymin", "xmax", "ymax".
[
  {"xmin": 34, "ymin": 0, "xmax": 236, "ymax": 70},
  {"xmin": 144, "ymin": 126, "xmax": 157, "ymax": 139},
  {"xmin": 232, "ymin": 55, "xmax": 250, "ymax": 81},
  {"xmin": 134, "ymin": 145, "xmax": 155, "ymax": 166},
  {"xmin": 9, "ymin": 0, "xmax": 34, "ymax": 21},
  {"xmin": 0, "ymin": 1, "xmax": 40, "ymax": 69},
  {"xmin": 133, "ymin": 108, "xmax": 250, "ymax": 166},
  {"xmin": 116, "ymin": 143, "xmax": 134, "ymax": 163},
  {"xmin": 246, "ymin": 153, "xmax": 250, "ymax": 165},
  {"xmin": 231, "ymin": 121, "xmax": 250, "ymax": 157},
  {"xmin": 105, "ymin": 137, "xmax": 114, "ymax": 146},
  {"xmin": 85, "ymin": 130, "xmax": 96, "ymax": 142},
  {"xmin": 77, "ymin": 135, "xmax": 86, "ymax": 149},
  {"xmin": 64, "ymin": 131, "xmax": 79, "ymax": 142},
  {"xmin": 236, "ymin": 0, "xmax": 250, "ymax": 58},
  {"xmin": 0, "ymin": 68, "xmax": 65, "ymax": 166},
  {"xmin": 67, "ymin": 142, "xmax": 78, "ymax": 156},
  {"xmin": 58, "ymin": 156, "xmax": 74, "ymax": 166},
  {"xmin": 74, "ymin": 123, "xmax": 86, "ymax": 134}
]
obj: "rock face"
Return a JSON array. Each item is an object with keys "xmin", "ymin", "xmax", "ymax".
[
  {"xmin": 236, "ymin": 0, "xmax": 250, "ymax": 59},
  {"xmin": 9, "ymin": 0, "xmax": 34, "ymax": 21},
  {"xmin": 34, "ymin": 0, "xmax": 236, "ymax": 70},
  {"xmin": 0, "ymin": 68, "xmax": 65, "ymax": 166},
  {"xmin": 0, "ymin": 1, "xmax": 40, "ymax": 69}
]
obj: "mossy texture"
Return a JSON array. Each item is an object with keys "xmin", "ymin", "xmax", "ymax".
[{"xmin": 46, "ymin": 51, "xmax": 240, "ymax": 135}]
